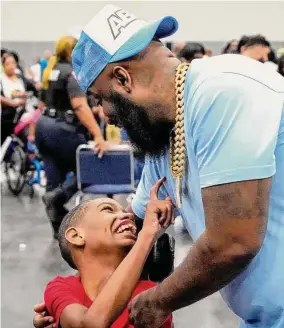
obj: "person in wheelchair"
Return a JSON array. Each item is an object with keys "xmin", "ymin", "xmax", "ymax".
[
  {"xmin": 35, "ymin": 35, "xmax": 108, "ymax": 239},
  {"xmin": 33, "ymin": 178, "xmax": 174, "ymax": 328},
  {"xmin": 1, "ymin": 53, "xmax": 38, "ymax": 144}
]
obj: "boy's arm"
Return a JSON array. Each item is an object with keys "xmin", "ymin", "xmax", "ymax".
[
  {"xmin": 60, "ymin": 231, "xmax": 155, "ymax": 328},
  {"xmin": 58, "ymin": 179, "xmax": 173, "ymax": 328}
]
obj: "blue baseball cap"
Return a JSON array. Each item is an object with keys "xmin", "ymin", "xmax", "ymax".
[{"xmin": 72, "ymin": 4, "xmax": 179, "ymax": 92}]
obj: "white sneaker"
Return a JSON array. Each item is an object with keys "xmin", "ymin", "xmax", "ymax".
[{"xmin": 174, "ymin": 215, "xmax": 186, "ymax": 233}]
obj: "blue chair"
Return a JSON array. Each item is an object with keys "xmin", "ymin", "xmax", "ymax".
[{"xmin": 76, "ymin": 144, "xmax": 136, "ymax": 205}]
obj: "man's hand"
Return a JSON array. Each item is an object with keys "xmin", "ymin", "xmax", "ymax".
[
  {"xmin": 94, "ymin": 136, "xmax": 108, "ymax": 159},
  {"xmin": 128, "ymin": 288, "xmax": 170, "ymax": 328},
  {"xmin": 33, "ymin": 302, "xmax": 55, "ymax": 328}
]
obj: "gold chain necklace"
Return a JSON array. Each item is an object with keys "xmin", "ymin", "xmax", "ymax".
[{"xmin": 170, "ymin": 63, "xmax": 190, "ymax": 208}]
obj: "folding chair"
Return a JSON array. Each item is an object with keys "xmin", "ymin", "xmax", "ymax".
[{"xmin": 76, "ymin": 144, "xmax": 135, "ymax": 205}]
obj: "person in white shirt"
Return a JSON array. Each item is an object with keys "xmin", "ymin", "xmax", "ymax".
[
  {"xmin": 29, "ymin": 57, "xmax": 42, "ymax": 83},
  {"xmin": 1, "ymin": 53, "xmax": 37, "ymax": 143}
]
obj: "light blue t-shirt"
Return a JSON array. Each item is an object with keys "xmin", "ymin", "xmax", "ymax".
[{"xmin": 132, "ymin": 54, "xmax": 284, "ymax": 328}]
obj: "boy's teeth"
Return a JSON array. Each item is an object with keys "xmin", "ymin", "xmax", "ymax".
[{"xmin": 117, "ymin": 223, "xmax": 136, "ymax": 234}]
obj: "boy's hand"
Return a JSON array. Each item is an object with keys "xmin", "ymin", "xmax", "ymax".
[{"xmin": 142, "ymin": 177, "xmax": 173, "ymax": 239}]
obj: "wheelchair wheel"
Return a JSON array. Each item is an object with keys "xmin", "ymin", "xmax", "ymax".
[{"xmin": 5, "ymin": 144, "xmax": 27, "ymax": 196}]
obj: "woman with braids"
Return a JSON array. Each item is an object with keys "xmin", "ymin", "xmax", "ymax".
[
  {"xmin": 35, "ymin": 35, "xmax": 108, "ymax": 239},
  {"xmin": 35, "ymin": 5, "xmax": 284, "ymax": 328}
]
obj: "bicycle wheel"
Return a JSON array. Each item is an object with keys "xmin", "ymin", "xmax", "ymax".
[{"xmin": 5, "ymin": 144, "xmax": 27, "ymax": 196}]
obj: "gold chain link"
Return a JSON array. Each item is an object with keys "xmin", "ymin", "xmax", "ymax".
[{"xmin": 170, "ymin": 63, "xmax": 190, "ymax": 208}]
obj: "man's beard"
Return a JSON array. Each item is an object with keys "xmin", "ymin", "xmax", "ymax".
[{"xmin": 108, "ymin": 91, "xmax": 174, "ymax": 158}]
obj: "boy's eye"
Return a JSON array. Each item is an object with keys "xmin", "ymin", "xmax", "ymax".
[{"xmin": 102, "ymin": 206, "xmax": 113, "ymax": 213}]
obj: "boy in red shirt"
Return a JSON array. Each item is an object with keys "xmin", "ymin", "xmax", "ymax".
[{"xmin": 42, "ymin": 178, "xmax": 173, "ymax": 328}]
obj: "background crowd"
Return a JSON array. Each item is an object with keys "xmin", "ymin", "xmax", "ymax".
[
  {"xmin": 2, "ymin": 34, "xmax": 284, "ymax": 144},
  {"xmin": 1, "ymin": 33, "xmax": 284, "ymax": 237}
]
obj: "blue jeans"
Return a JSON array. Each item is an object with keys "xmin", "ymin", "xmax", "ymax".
[{"xmin": 35, "ymin": 115, "xmax": 87, "ymax": 201}]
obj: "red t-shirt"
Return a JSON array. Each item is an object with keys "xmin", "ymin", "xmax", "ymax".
[{"xmin": 44, "ymin": 276, "xmax": 172, "ymax": 328}]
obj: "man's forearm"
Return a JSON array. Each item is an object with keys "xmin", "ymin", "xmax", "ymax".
[
  {"xmin": 152, "ymin": 231, "xmax": 256, "ymax": 312},
  {"xmin": 74, "ymin": 106, "xmax": 103, "ymax": 139}
]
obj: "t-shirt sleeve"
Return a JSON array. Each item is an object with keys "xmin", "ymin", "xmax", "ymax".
[
  {"xmin": 131, "ymin": 158, "xmax": 167, "ymax": 219},
  {"xmin": 67, "ymin": 73, "xmax": 85, "ymax": 99},
  {"xmin": 189, "ymin": 74, "xmax": 280, "ymax": 188},
  {"xmin": 44, "ymin": 276, "xmax": 83, "ymax": 328}
]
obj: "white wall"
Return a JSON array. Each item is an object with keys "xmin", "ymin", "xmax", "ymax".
[{"xmin": 2, "ymin": 1, "xmax": 284, "ymax": 42}]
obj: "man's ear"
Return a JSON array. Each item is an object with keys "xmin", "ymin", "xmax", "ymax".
[
  {"xmin": 65, "ymin": 227, "xmax": 85, "ymax": 247},
  {"xmin": 112, "ymin": 66, "xmax": 132, "ymax": 93}
]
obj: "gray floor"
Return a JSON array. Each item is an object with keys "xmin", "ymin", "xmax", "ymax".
[{"xmin": 1, "ymin": 184, "xmax": 239, "ymax": 328}]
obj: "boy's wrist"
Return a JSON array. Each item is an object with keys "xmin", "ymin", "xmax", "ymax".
[{"xmin": 138, "ymin": 229, "xmax": 156, "ymax": 247}]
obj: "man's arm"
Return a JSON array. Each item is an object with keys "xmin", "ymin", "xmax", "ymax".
[
  {"xmin": 71, "ymin": 96, "xmax": 107, "ymax": 158},
  {"xmin": 150, "ymin": 178, "xmax": 270, "ymax": 312},
  {"xmin": 71, "ymin": 96, "xmax": 103, "ymax": 140},
  {"xmin": 67, "ymin": 74, "xmax": 107, "ymax": 158}
]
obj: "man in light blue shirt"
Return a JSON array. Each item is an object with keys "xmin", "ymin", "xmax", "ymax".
[{"xmin": 71, "ymin": 5, "xmax": 284, "ymax": 328}]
